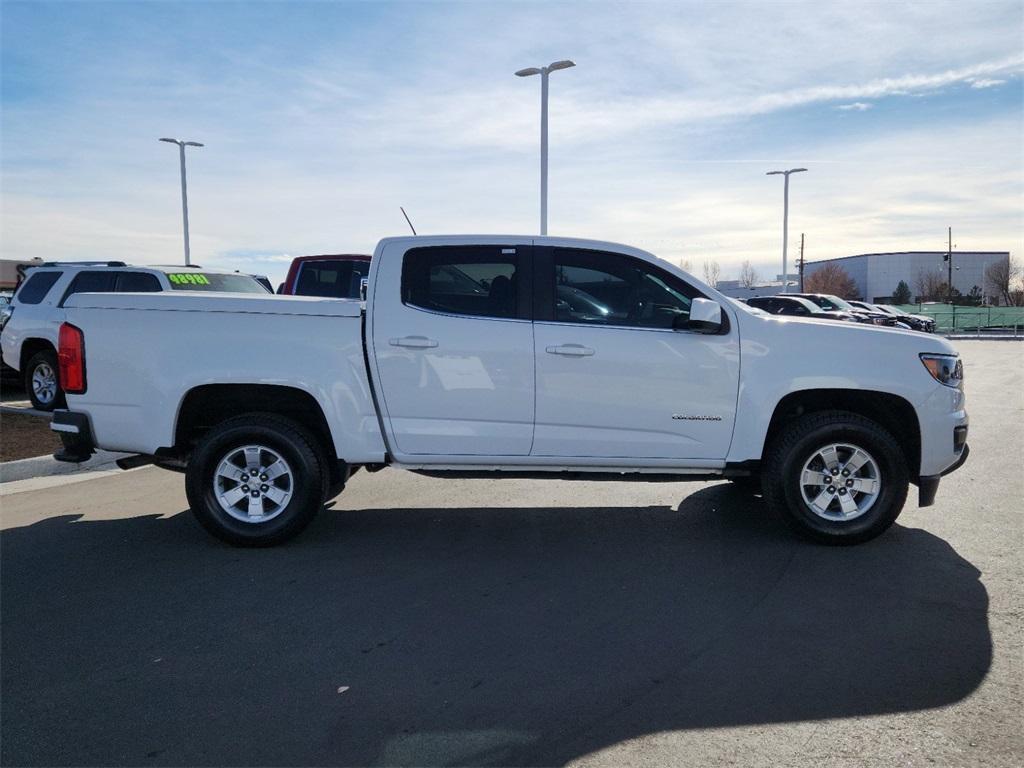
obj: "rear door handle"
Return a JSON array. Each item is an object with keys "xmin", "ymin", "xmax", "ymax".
[
  {"xmin": 390, "ymin": 336, "xmax": 439, "ymax": 349},
  {"xmin": 545, "ymin": 344, "xmax": 595, "ymax": 357}
]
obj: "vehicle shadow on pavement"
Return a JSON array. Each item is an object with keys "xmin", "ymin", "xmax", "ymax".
[{"xmin": 1, "ymin": 483, "xmax": 990, "ymax": 767}]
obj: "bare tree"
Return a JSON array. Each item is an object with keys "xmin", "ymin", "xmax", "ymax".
[
  {"xmin": 678, "ymin": 258, "xmax": 692, "ymax": 273},
  {"xmin": 805, "ymin": 263, "xmax": 860, "ymax": 299},
  {"xmin": 702, "ymin": 260, "xmax": 720, "ymax": 288},
  {"xmin": 915, "ymin": 269, "xmax": 948, "ymax": 302},
  {"xmin": 739, "ymin": 260, "xmax": 759, "ymax": 288},
  {"xmin": 985, "ymin": 257, "xmax": 1023, "ymax": 306}
]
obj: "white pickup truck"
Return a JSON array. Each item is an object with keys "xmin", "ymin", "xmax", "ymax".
[{"xmin": 50, "ymin": 236, "xmax": 969, "ymax": 546}]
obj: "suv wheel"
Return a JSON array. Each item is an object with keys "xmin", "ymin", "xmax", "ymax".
[
  {"xmin": 185, "ymin": 414, "xmax": 328, "ymax": 546},
  {"xmin": 25, "ymin": 349, "xmax": 64, "ymax": 411},
  {"xmin": 762, "ymin": 410, "xmax": 909, "ymax": 545}
]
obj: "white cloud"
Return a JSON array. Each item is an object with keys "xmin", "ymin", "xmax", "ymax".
[
  {"xmin": 837, "ymin": 102, "xmax": 873, "ymax": 111},
  {"xmin": 970, "ymin": 78, "xmax": 1006, "ymax": 88}
]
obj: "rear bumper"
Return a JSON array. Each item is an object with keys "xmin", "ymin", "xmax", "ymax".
[{"xmin": 50, "ymin": 410, "xmax": 96, "ymax": 463}]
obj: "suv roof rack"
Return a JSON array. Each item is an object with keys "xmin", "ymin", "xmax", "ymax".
[{"xmin": 37, "ymin": 261, "xmax": 128, "ymax": 268}]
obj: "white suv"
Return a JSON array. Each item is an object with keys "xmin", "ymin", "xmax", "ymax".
[{"xmin": 0, "ymin": 262, "xmax": 269, "ymax": 410}]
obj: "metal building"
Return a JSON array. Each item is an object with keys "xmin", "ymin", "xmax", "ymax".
[{"xmin": 802, "ymin": 251, "xmax": 1010, "ymax": 303}]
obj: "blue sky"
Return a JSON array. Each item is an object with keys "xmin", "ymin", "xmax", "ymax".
[{"xmin": 2, "ymin": 0, "xmax": 1021, "ymax": 285}]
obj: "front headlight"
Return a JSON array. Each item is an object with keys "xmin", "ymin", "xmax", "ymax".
[{"xmin": 920, "ymin": 353, "xmax": 963, "ymax": 388}]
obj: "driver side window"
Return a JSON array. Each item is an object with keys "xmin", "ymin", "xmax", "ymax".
[{"xmin": 550, "ymin": 248, "xmax": 697, "ymax": 329}]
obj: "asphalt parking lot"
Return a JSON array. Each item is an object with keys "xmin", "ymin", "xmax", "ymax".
[{"xmin": 1, "ymin": 340, "xmax": 1021, "ymax": 767}]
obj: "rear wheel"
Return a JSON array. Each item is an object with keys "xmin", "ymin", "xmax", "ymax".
[
  {"xmin": 25, "ymin": 349, "xmax": 64, "ymax": 411},
  {"xmin": 185, "ymin": 414, "xmax": 327, "ymax": 546},
  {"xmin": 762, "ymin": 411, "xmax": 908, "ymax": 545}
]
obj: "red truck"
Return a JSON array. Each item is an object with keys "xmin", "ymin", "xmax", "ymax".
[{"xmin": 278, "ymin": 254, "xmax": 371, "ymax": 297}]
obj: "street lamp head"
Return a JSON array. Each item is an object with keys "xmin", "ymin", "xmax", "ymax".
[
  {"xmin": 791, "ymin": 167, "xmax": 808, "ymax": 173},
  {"xmin": 767, "ymin": 167, "xmax": 808, "ymax": 176},
  {"xmin": 159, "ymin": 137, "xmax": 179, "ymax": 144},
  {"xmin": 515, "ymin": 67, "xmax": 542, "ymax": 77},
  {"xmin": 183, "ymin": 141, "xmax": 204, "ymax": 147},
  {"xmin": 547, "ymin": 59, "xmax": 576, "ymax": 71}
]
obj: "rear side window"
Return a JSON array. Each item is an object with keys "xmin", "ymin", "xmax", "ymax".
[
  {"xmin": 60, "ymin": 271, "xmax": 116, "ymax": 306},
  {"xmin": 14, "ymin": 271, "xmax": 61, "ymax": 304},
  {"xmin": 294, "ymin": 260, "xmax": 370, "ymax": 298},
  {"xmin": 402, "ymin": 246, "xmax": 523, "ymax": 319},
  {"xmin": 115, "ymin": 272, "xmax": 161, "ymax": 292}
]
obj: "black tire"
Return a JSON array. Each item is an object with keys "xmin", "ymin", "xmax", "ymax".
[
  {"xmin": 762, "ymin": 410, "xmax": 909, "ymax": 545},
  {"xmin": 24, "ymin": 349, "xmax": 64, "ymax": 411},
  {"xmin": 185, "ymin": 413, "xmax": 327, "ymax": 546}
]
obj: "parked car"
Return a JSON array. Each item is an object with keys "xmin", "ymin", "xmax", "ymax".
[
  {"xmin": 50, "ymin": 235, "xmax": 968, "ymax": 547},
  {"xmin": 278, "ymin": 254, "xmax": 372, "ymax": 297},
  {"xmin": 849, "ymin": 301, "xmax": 936, "ymax": 333},
  {"xmin": 0, "ymin": 262, "xmax": 270, "ymax": 410},
  {"xmin": 790, "ymin": 293, "xmax": 898, "ymax": 327},
  {"xmin": 745, "ymin": 295, "xmax": 856, "ymax": 322}
]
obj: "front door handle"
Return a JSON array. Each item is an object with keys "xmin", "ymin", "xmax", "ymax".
[
  {"xmin": 546, "ymin": 344, "xmax": 595, "ymax": 357},
  {"xmin": 390, "ymin": 336, "xmax": 439, "ymax": 349}
]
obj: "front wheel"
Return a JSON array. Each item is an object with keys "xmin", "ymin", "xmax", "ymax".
[
  {"xmin": 762, "ymin": 411, "xmax": 909, "ymax": 545},
  {"xmin": 185, "ymin": 414, "xmax": 328, "ymax": 546}
]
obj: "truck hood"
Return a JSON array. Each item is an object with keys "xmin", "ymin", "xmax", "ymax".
[
  {"xmin": 738, "ymin": 310, "xmax": 957, "ymax": 356},
  {"xmin": 63, "ymin": 291, "xmax": 364, "ymax": 318}
]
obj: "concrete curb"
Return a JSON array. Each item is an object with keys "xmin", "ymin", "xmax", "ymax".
[
  {"xmin": 944, "ymin": 334, "xmax": 1024, "ymax": 341},
  {"xmin": 0, "ymin": 449, "xmax": 130, "ymax": 484},
  {"xmin": 0, "ymin": 404, "xmax": 52, "ymax": 419}
]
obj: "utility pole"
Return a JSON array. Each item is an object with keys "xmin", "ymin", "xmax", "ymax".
[
  {"xmin": 515, "ymin": 60, "xmax": 575, "ymax": 236},
  {"xmin": 159, "ymin": 138, "xmax": 204, "ymax": 265},
  {"xmin": 798, "ymin": 233, "xmax": 805, "ymax": 291},
  {"xmin": 945, "ymin": 226, "xmax": 953, "ymax": 302},
  {"xmin": 766, "ymin": 168, "xmax": 807, "ymax": 293}
]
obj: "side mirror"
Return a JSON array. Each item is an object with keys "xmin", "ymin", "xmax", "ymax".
[{"xmin": 675, "ymin": 298, "xmax": 723, "ymax": 333}]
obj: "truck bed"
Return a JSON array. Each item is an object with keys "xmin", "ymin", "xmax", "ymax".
[{"xmin": 61, "ymin": 291, "xmax": 384, "ymax": 461}]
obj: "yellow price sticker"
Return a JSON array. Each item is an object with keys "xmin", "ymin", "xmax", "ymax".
[{"xmin": 168, "ymin": 273, "xmax": 210, "ymax": 286}]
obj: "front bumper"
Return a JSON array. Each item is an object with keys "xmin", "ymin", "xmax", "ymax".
[
  {"xmin": 917, "ymin": 423, "xmax": 970, "ymax": 507},
  {"xmin": 50, "ymin": 410, "xmax": 97, "ymax": 463}
]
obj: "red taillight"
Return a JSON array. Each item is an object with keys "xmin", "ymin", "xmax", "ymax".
[{"xmin": 58, "ymin": 323, "xmax": 86, "ymax": 394}]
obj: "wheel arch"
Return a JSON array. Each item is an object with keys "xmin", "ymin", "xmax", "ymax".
[
  {"xmin": 762, "ymin": 389, "xmax": 921, "ymax": 480},
  {"xmin": 20, "ymin": 337, "xmax": 57, "ymax": 371},
  {"xmin": 174, "ymin": 384, "xmax": 336, "ymax": 468}
]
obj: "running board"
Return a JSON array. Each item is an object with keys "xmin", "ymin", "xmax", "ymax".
[{"xmin": 408, "ymin": 468, "xmax": 724, "ymax": 482}]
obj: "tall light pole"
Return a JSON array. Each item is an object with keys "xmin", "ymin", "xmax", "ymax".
[
  {"xmin": 766, "ymin": 167, "xmax": 807, "ymax": 292},
  {"xmin": 515, "ymin": 59, "xmax": 575, "ymax": 236},
  {"xmin": 159, "ymin": 137, "xmax": 204, "ymax": 265}
]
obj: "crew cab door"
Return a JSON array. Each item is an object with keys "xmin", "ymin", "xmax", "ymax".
[
  {"xmin": 369, "ymin": 241, "xmax": 535, "ymax": 457},
  {"xmin": 531, "ymin": 246, "xmax": 739, "ymax": 460}
]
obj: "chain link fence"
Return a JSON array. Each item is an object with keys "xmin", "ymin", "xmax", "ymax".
[{"xmin": 893, "ymin": 304, "xmax": 1024, "ymax": 335}]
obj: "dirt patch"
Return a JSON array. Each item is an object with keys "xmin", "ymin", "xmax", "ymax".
[{"xmin": 1, "ymin": 412, "xmax": 61, "ymax": 462}]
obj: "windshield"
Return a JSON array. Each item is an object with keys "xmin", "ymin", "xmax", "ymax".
[
  {"xmin": 165, "ymin": 272, "xmax": 270, "ymax": 293},
  {"xmin": 822, "ymin": 295, "xmax": 857, "ymax": 311},
  {"xmin": 790, "ymin": 297, "xmax": 825, "ymax": 313},
  {"xmin": 728, "ymin": 297, "xmax": 764, "ymax": 315}
]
